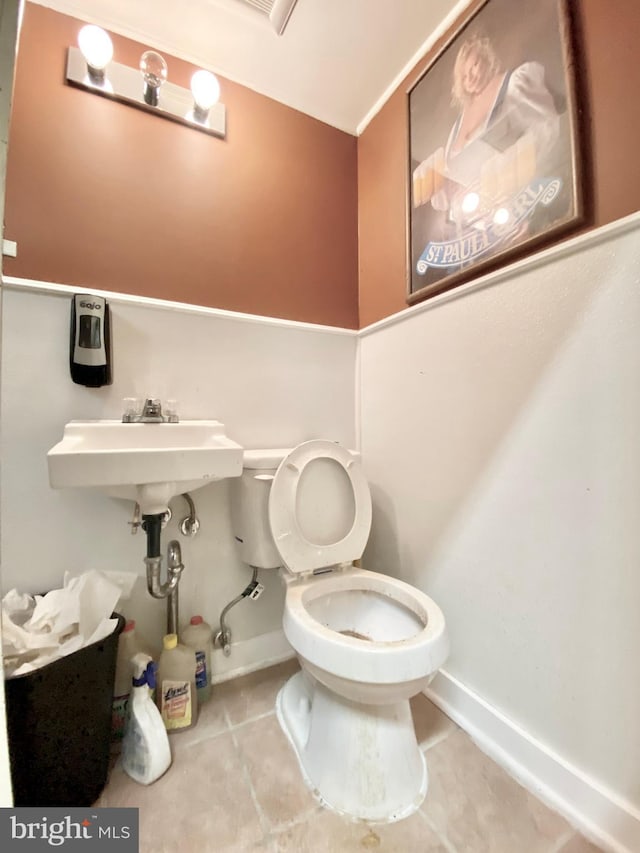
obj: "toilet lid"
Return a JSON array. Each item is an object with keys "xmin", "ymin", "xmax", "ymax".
[{"xmin": 268, "ymin": 440, "xmax": 372, "ymax": 574}]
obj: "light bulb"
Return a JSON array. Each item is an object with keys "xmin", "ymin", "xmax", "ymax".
[
  {"xmin": 140, "ymin": 50, "xmax": 168, "ymax": 106},
  {"xmin": 190, "ymin": 70, "xmax": 220, "ymax": 114},
  {"xmin": 78, "ymin": 25, "xmax": 113, "ymax": 80},
  {"xmin": 140, "ymin": 50, "xmax": 168, "ymax": 88},
  {"xmin": 461, "ymin": 192, "xmax": 480, "ymax": 215},
  {"xmin": 493, "ymin": 207, "xmax": 511, "ymax": 226}
]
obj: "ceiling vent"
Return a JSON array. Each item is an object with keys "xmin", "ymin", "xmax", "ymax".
[{"xmin": 231, "ymin": 0, "xmax": 300, "ymax": 35}]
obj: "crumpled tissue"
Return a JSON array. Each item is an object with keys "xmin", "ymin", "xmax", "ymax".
[{"xmin": 2, "ymin": 569, "xmax": 136, "ymax": 678}]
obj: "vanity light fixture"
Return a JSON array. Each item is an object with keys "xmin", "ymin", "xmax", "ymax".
[{"xmin": 67, "ymin": 25, "xmax": 226, "ymax": 139}]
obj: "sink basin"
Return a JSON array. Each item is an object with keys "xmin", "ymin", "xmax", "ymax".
[{"xmin": 47, "ymin": 420, "xmax": 243, "ymax": 514}]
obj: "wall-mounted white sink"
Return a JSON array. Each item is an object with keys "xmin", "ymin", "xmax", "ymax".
[{"xmin": 47, "ymin": 420, "xmax": 243, "ymax": 514}]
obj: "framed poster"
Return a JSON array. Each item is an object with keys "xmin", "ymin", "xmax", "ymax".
[{"xmin": 407, "ymin": 0, "xmax": 584, "ymax": 304}]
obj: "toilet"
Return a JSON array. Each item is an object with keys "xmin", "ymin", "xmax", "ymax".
[{"xmin": 230, "ymin": 440, "xmax": 449, "ymax": 822}]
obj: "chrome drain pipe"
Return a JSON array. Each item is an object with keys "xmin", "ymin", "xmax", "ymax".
[
  {"xmin": 143, "ymin": 513, "xmax": 184, "ymax": 601},
  {"xmin": 166, "ymin": 541, "xmax": 184, "ymax": 634},
  {"xmin": 144, "ymin": 553, "xmax": 182, "ymax": 599}
]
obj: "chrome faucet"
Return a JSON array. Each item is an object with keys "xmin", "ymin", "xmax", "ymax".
[
  {"xmin": 140, "ymin": 398, "xmax": 164, "ymax": 422},
  {"xmin": 122, "ymin": 398, "xmax": 179, "ymax": 423}
]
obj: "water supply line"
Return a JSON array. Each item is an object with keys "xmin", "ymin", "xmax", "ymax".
[
  {"xmin": 179, "ymin": 492, "xmax": 200, "ymax": 537},
  {"xmin": 214, "ymin": 566, "xmax": 259, "ymax": 656}
]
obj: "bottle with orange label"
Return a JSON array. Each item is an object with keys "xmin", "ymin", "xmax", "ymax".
[{"xmin": 156, "ymin": 633, "xmax": 198, "ymax": 732}]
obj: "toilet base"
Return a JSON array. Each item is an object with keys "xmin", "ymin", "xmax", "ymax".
[{"xmin": 276, "ymin": 670, "xmax": 427, "ymax": 823}]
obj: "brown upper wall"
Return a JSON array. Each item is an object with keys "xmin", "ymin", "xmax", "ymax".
[
  {"xmin": 7, "ymin": 2, "xmax": 639, "ymax": 331},
  {"xmin": 358, "ymin": 0, "xmax": 640, "ymax": 328},
  {"xmin": 4, "ymin": 3, "xmax": 359, "ymax": 328}
]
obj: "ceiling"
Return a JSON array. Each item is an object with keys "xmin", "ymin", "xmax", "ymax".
[{"xmin": 29, "ymin": 0, "xmax": 464, "ymax": 134}]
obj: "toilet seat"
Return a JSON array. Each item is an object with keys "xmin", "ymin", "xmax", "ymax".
[
  {"xmin": 268, "ymin": 440, "xmax": 372, "ymax": 575},
  {"xmin": 283, "ymin": 567, "xmax": 449, "ymax": 686}
]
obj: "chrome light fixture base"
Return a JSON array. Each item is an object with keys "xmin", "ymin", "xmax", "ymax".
[{"xmin": 66, "ymin": 46, "xmax": 226, "ymax": 139}]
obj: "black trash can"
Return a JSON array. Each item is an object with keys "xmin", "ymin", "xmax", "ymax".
[{"xmin": 5, "ymin": 612, "xmax": 125, "ymax": 806}]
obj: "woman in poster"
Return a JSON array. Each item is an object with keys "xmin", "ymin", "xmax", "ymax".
[{"xmin": 412, "ymin": 33, "xmax": 563, "ymax": 275}]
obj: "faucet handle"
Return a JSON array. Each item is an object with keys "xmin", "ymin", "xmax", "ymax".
[
  {"xmin": 122, "ymin": 397, "xmax": 141, "ymax": 423},
  {"xmin": 165, "ymin": 398, "xmax": 179, "ymax": 423}
]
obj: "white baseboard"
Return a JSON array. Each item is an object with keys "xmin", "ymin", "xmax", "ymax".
[
  {"xmin": 211, "ymin": 628, "xmax": 295, "ymax": 684},
  {"xmin": 425, "ymin": 670, "xmax": 640, "ymax": 853}
]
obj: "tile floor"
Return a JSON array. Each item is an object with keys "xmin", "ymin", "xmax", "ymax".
[{"xmin": 99, "ymin": 659, "xmax": 604, "ymax": 853}]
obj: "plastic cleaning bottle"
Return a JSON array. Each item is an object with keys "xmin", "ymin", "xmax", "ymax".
[
  {"xmin": 112, "ymin": 620, "xmax": 148, "ymax": 742},
  {"xmin": 121, "ymin": 653, "xmax": 172, "ymax": 785},
  {"xmin": 181, "ymin": 615, "xmax": 213, "ymax": 704},
  {"xmin": 157, "ymin": 633, "xmax": 198, "ymax": 733}
]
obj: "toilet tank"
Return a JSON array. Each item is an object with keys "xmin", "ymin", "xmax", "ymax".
[{"xmin": 230, "ymin": 449, "xmax": 289, "ymax": 569}]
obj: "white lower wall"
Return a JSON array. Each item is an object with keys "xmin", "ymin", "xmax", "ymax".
[
  {"xmin": 425, "ymin": 670, "xmax": 640, "ymax": 853},
  {"xmin": 359, "ymin": 213, "xmax": 640, "ymax": 852},
  {"xmin": 0, "ymin": 280, "xmax": 356, "ymax": 667},
  {"xmin": 3, "ymin": 216, "xmax": 640, "ymax": 847}
]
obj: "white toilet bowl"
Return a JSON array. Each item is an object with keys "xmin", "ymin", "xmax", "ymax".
[
  {"xmin": 283, "ymin": 566, "xmax": 448, "ymax": 704},
  {"xmin": 230, "ymin": 440, "xmax": 449, "ymax": 822},
  {"xmin": 279, "ymin": 565, "xmax": 448, "ymax": 821}
]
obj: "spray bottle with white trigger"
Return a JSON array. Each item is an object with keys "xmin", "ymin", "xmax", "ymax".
[{"xmin": 121, "ymin": 653, "xmax": 172, "ymax": 785}]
